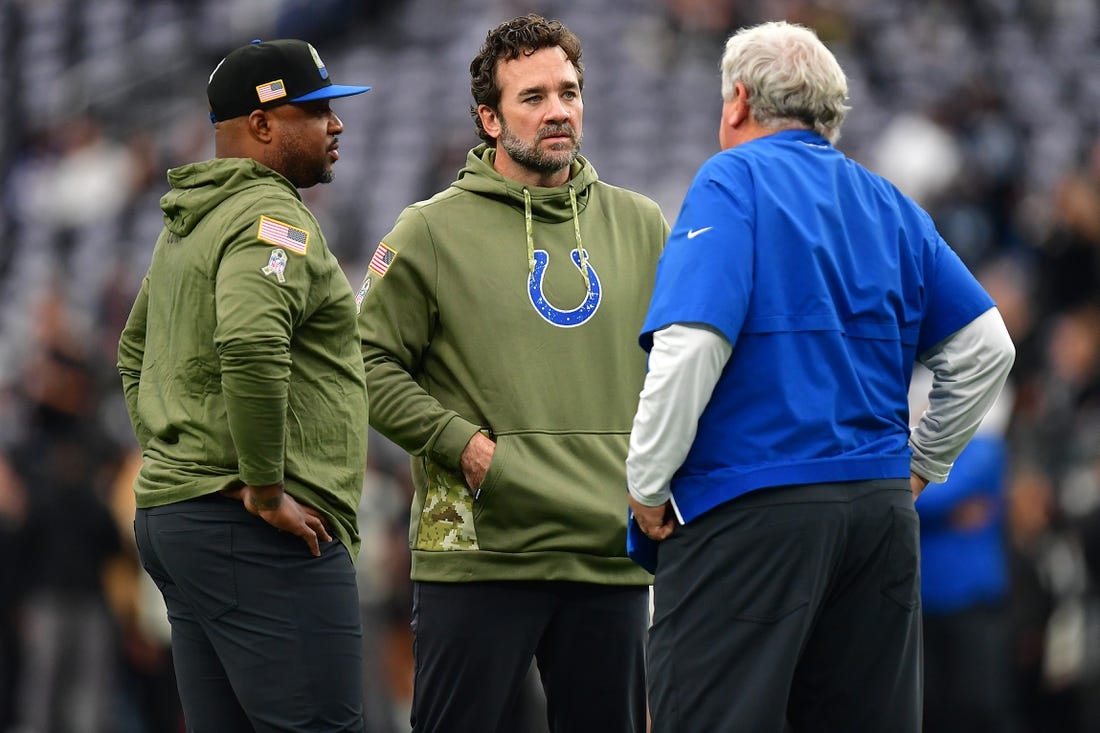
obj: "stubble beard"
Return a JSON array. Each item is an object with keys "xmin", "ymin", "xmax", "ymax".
[
  {"xmin": 273, "ymin": 135, "xmax": 335, "ymax": 188},
  {"xmin": 499, "ymin": 121, "xmax": 582, "ymax": 178},
  {"xmin": 287, "ymin": 157, "xmax": 334, "ymax": 188}
]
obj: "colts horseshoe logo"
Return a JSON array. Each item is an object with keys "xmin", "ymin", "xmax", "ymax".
[{"xmin": 527, "ymin": 249, "xmax": 602, "ymax": 327}]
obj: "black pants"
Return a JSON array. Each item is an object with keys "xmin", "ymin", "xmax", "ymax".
[
  {"xmin": 648, "ymin": 480, "xmax": 922, "ymax": 733},
  {"xmin": 409, "ymin": 580, "xmax": 649, "ymax": 733},
  {"xmin": 134, "ymin": 494, "xmax": 365, "ymax": 732},
  {"xmin": 924, "ymin": 602, "xmax": 1019, "ymax": 733}
]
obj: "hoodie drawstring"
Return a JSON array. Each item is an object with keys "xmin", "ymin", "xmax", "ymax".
[
  {"xmin": 523, "ymin": 185, "xmax": 592, "ymax": 294},
  {"xmin": 569, "ymin": 185, "xmax": 592, "ymax": 294},
  {"xmin": 523, "ymin": 188, "xmax": 536, "ymax": 276}
]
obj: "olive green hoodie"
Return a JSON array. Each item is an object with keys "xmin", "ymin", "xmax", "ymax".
[
  {"xmin": 358, "ymin": 145, "xmax": 667, "ymax": 584},
  {"xmin": 118, "ymin": 157, "xmax": 368, "ymax": 557}
]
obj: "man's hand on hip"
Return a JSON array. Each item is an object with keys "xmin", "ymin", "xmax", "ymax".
[
  {"xmin": 629, "ymin": 493, "xmax": 677, "ymax": 541},
  {"xmin": 225, "ymin": 482, "xmax": 333, "ymax": 557}
]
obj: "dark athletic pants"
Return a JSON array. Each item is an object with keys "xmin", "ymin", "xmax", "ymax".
[
  {"xmin": 134, "ymin": 493, "xmax": 365, "ymax": 732},
  {"xmin": 924, "ymin": 603, "xmax": 1019, "ymax": 733},
  {"xmin": 648, "ymin": 480, "xmax": 922, "ymax": 733},
  {"xmin": 410, "ymin": 580, "xmax": 649, "ymax": 733}
]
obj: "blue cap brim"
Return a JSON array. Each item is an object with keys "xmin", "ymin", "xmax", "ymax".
[{"xmin": 291, "ymin": 84, "xmax": 371, "ymax": 103}]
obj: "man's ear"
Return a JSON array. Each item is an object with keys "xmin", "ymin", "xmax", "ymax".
[
  {"xmin": 247, "ymin": 109, "xmax": 274, "ymax": 143},
  {"xmin": 478, "ymin": 104, "xmax": 501, "ymax": 141},
  {"xmin": 728, "ymin": 82, "xmax": 750, "ymax": 128}
]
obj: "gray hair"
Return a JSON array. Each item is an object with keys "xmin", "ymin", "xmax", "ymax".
[{"xmin": 720, "ymin": 21, "xmax": 849, "ymax": 144}]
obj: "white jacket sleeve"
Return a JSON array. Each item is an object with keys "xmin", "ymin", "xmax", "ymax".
[
  {"xmin": 909, "ymin": 307, "xmax": 1016, "ymax": 483},
  {"xmin": 626, "ymin": 323, "xmax": 732, "ymax": 507}
]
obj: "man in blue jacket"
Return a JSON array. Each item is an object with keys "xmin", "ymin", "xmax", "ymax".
[{"xmin": 626, "ymin": 20, "xmax": 1015, "ymax": 732}]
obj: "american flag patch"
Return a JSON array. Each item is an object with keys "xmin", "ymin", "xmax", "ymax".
[
  {"xmin": 256, "ymin": 79, "xmax": 287, "ymax": 103},
  {"xmin": 257, "ymin": 216, "xmax": 309, "ymax": 254},
  {"xmin": 369, "ymin": 243, "xmax": 396, "ymax": 276}
]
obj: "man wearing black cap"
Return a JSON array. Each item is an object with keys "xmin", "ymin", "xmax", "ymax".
[{"xmin": 118, "ymin": 39, "xmax": 372, "ymax": 732}]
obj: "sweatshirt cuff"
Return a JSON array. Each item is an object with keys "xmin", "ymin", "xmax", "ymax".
[
  {"xmin": 629, "ymin": 485, "xmax": 672, "ymax": 507},
  {"xmin": 909, "ymin": 438, "xmax": 951, "ymax": 484},
  {"xmin": 239, "ymin": 467, "xmax": 284, "ymax": 487},
  {"xmin": 430, "ymin": 414, "xmax": 482, "ymax": 471}
]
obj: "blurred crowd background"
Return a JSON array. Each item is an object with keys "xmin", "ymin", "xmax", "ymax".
[{"xmin": 0, "ymin": 0, "xmax": 1098, "ymax": 731}]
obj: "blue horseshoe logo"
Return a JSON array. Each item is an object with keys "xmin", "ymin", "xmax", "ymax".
[{"xmin": 528, "ymin": 249, "xmax": 602, "ymax": 327}]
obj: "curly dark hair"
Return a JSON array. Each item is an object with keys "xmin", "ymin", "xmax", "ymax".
[{"xmin": 469, "ymin": 14, "xmax": 584, "ymax": 146}]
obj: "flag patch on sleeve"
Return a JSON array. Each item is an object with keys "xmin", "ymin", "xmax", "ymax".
[
  {"xmin": 257, "ymin": 216, "xmax": 309, "ymax": 254},
  {"xmin": 369, "ymin": 242, "xmax": 396, "ymax": 276}
]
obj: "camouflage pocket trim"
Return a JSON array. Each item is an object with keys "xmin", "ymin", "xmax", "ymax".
[{"xmin": 415, "ymin": 461, "xmax": 479, "ymax": 551}]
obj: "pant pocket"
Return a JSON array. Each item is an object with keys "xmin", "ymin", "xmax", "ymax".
[
  {"xmin": 156, "ymin": 523, "xmax": 239, "ymax": 620},
  {"xmin": 880, "ymin": 506, "xmax": 920, "ymax": 610},
  {"xmin": 719, "ymin": 521, "xmax": 811, "ymax": 624}
]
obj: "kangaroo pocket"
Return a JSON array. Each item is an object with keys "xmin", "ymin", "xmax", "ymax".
[
  {"xmin": 413, "ymin": 454, "xmax": 482, "ymax": 552},
  {"xmin": 469, "ymin": 432, "xmax": 630, "ymax": 557}
]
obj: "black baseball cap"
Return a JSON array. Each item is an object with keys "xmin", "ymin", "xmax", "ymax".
[{"xmin": 207, "ymin": 39, "xmax": 371, "ymax": 123}]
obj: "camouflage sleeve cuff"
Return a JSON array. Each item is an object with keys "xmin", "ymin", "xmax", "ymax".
[{"xmin": 430, "ymin": 414, "xmax": 482, "ymax": 471}]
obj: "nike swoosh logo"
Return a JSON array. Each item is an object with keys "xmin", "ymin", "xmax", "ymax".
[{"xmin": 686, "ymin": 226, "xmax": 713, "ymax": 239}]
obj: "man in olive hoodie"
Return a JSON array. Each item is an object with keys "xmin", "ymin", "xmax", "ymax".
[
  {"xmin": 117, "ymin": 39, "xmax": 371, "ymax": 732},
  {"xmin": 358, "ymin": 14, "xmax": 668, "ymax": 733}
]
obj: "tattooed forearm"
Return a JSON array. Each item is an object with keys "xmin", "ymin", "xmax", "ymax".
[{"xmin": 247, "ymin": 492, "xmax": 283, "ymax": 512}]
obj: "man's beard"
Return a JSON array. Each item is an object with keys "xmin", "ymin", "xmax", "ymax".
[
  {"xmin": 286, "ymin": 156, "xmax": 334, "ymax": 188},
  {"xmin": 273, "ymin": 136, "xmax": 335, "ymax": 188},
  {"xmin": 499, "ymin": 121, "xmax": 582, "ymax": 176}
]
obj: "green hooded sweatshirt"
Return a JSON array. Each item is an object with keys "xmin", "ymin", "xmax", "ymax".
[
  {"xmin": 118, "ymin": 157, "xmax": 368, "ymax": 557},
  {"xmin": 358, "ymin": 145, "xmax": 667, "ymax": 584}
]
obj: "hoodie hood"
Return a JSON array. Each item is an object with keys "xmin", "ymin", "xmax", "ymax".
[
  {"xmin": 160, "ymin": 158, "xmax": 300, "ymax": 238},
  {"xmin": 450, "ymin": 144, "xmax": 598, "ymax": 223}
]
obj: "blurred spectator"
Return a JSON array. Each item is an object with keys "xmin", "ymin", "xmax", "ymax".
[
  {"xmin": 1023, "ymin": 306, "xmax": 1100, "ymax": 507},
  {"xmin": 356, "ymin": 439, "xmax": 414, "ymax": 733},
  {"xmin": 273, "ymin": 0, "xmax": 406, "ymax": 41},
  {"xmin": 1035, "ymin": 149, "xmax": 1100, "ymax": 320},
  {"xmin": 661, "ymin": 0, "xmax": 738, "ymax": 42},
  {"xmin": 0, "ymin": 452, "xmax": 29, "ymax": 730},
  {"xmin": 1006, "ymin": 463, "xmax": 1061, "ymax": 731},
  {"xmin": 869, "ymin": 111, "xmax": 963, "ymax": 210},
  {"xmin": 103, "ymin": 449, "xmax": 182, "ymax": 733},
  {"xmin": 12, "ymin": 117, "xmax": 138, "ymax": 233},
  {"xmin": 1007, "ymin": 304, "xmax": 1100, "ymax": 733},
  {"xmin": 914, "ymin": 372, "xmax": 1020, "ymax": 732},
  {"xmin": 7, "ymin": 291, "xmax": 126, "ymax": 733}
]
